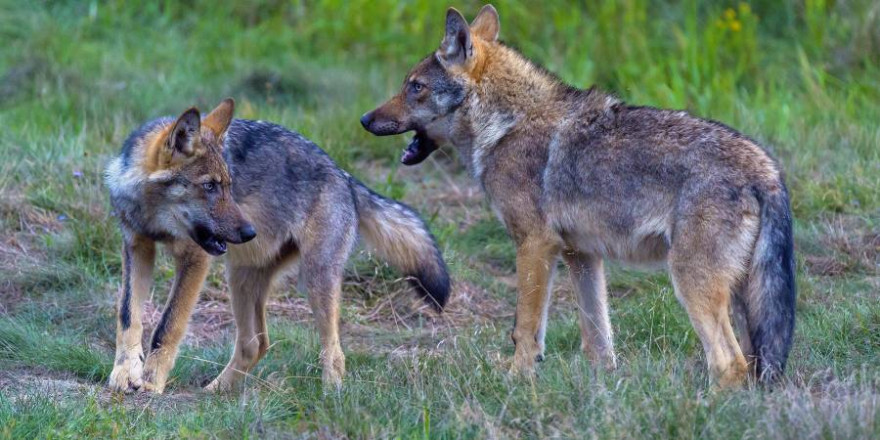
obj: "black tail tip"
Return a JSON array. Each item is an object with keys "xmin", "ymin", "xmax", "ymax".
[
  {"xmin": 752, "ymin": 331, "xmax": 791, "ymax": 386},
  {"xmin": 756, "ymin": 358, "xmax": 787, "ymax": 386},
  {"xmin": 409, "ymin": 267, "xmax": 451, "ymax": 313}
]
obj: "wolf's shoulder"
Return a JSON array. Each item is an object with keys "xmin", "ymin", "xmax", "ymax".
[
  {"xmin": 223, "ymin": 119, "xmax": 340, "ymax": 175},
  {"xmin": 226, "ymin": 119, "xmax": 324, "ymax": 154}
]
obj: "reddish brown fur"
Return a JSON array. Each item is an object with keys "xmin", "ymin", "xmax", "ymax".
[
  {"xmin": 363, "ymin": 5, "xmax": 796, "ymax": 386},
  {"xmin": 108, "ymin": 99, "xmax": 254, "ymax": 393}
]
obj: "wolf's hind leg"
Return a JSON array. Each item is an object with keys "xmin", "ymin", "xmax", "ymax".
[
  {"xmin": 562, "ymin": 251, "xmax": 616, "ymax": 369},
  {"xmin": 730, "ymin": 279, "xmax": 755, "ymax": 374},
  {"xmin": 109, "ymin": 235, "xmax": 156, "ymax": 393},
  {"xmin": 669, "ymin": 207, "xmax": 756, "ymax": 388},
  {"xmin": 301, "ymin": 254, "xmax": 351, "ymax": 390},
  {"xmin": 141, "ymin": 242, "xmax": 210, "ymax": 393},
  {"xmin": 205, "ymin": 265, "xmax": 274, "ymax": 392},
  {"xmin": 298, "ymin": 224, "xmax": 355, "ymax": 391},
  {"xmin": 670, "ymin": 268, "xmax": 748, "ymax": 388}
]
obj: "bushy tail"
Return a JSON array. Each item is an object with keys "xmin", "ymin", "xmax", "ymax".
[
  {"xmin": 747, "ymin": 184, "xmax": 796, "ymax": 383},
  {"xmin": 351, "ymin": 180, "xmax": 450, "ymax": 311}
]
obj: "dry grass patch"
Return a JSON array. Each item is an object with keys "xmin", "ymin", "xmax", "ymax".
[{"xmin": 804, "ymin": 215, "xmax": 880, "ymax": 277}]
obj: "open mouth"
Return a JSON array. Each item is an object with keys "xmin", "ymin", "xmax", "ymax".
[
  {"xmin": 400, "ymin": 131, "xmax": 438, "ymax": 165},
  {"xmin": 199, "ymin": 235, "xmax": 227, "ymax": 256},
  {"xmin": 192, "ymin": 225, "xmax": 228, "ymax": 256}
]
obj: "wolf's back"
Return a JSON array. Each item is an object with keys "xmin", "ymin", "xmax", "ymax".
[{"xmin": 351, "ymin": 180, "xmax": 450, "ymax": 311}]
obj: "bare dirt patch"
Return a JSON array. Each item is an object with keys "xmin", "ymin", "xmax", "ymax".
[
  {"xmin": 0, "ymin": 367, "xmax": 207, "ymax": 411},
  {"xmin": 136, "ymin": 267, "xmax": 516, "ymax": 358},
  {"xmin": 0, "ymin": 368, "xmax": 97, "ymax": 404}
]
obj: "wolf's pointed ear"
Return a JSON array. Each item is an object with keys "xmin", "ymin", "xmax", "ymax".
[
  {"xmin": 168, "ymin": 108, "xmax": 201, "ymax": 157},
  {"xmin": 202, "ymin": 98, "xmax": 235, "ymax": 139},
  {"xmin": 438, "ymin": 7, "xmax": 473, "ymax": 68},
  {"xmin": 470, "ymin": 5, "xmax": 499, "ymax": 42}
]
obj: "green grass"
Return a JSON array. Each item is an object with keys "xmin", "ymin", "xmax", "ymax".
[{"xmin": 1, "ymin": 0, "xmax": 878, "ymax": 438}]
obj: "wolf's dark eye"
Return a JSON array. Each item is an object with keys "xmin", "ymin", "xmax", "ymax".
[
  {"xmin": 202, "ymin": 182, "xmax": 216, "ymax": 192},
  {"xmin": 409, "ymin": 82, "xmax": 424, "ymax": 93}
]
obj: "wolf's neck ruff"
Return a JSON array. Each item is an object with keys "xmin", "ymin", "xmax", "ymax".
[
  {"xmin": 456, "ymin": 42, "xmax": 620, "ymax": 181},
  {"xmin": 105, "ymin": 123, "xmax": 173, "ymax": 240},
  {"xmin": 466, "ymin": 96, "xmax": 517, "ymax": 180}
]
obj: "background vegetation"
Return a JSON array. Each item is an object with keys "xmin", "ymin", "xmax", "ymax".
[{"xmin": 1, "ymin": 0, "xmax": 878, "ymax": 438}]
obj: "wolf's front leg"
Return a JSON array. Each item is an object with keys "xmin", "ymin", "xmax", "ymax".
[
  {"xmin": 141, "ymin": 242, "xmax": 210, "ymax": 393},
  {"xmin": 109, "ymin": 235, "xmax": 156, "ymax": 393},
  {"xmin": 510, "ymin": 235, "xmax": 560, "ymax": 377}
]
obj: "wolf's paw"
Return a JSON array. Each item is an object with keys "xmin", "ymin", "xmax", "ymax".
[
  {"xmin": 713, "ymin": 358, "xmax": 749, "ymax": 390},
  {"xmin": 108, "ymin": 354, "xmax": 144, "ymax": 393},
  {"xmin": 508, "ymin": 341, "xmax": 541, "ymax": 379},
  {"xmin": 139, "ymin": 380, "xmax": 166, "ymax": 394},
  {"xmin": 322, "ymin": 370, "xmax": 344, "ymax": 394},
  {"xmin": 204, "ymin": 375, "xmax": 236, "ymax": 394},
  {"xmin": 583, "ymin": 346, "xmax": 619, "ymax": 371},
  {"xmin": 600, "ymin": 356, "xmax": 619, "ymax": 372},
  {"xmin": 508, "ymin": 356, "xmax": 538, "ymax": 379},
  {"xmin": 140, "ymin": 356, "xmax": 168, "ymax": 394},
  {"xmin": 321, "ymin": 349, "xmax": 345, "ymax": 392},
  {"xmin": 204, "ymin": 379, "xmax": 223, "ymax": 393}
]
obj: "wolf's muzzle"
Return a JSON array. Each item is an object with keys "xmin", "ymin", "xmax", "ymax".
[{"xmin": 360, "ymin": 111, "xmax": 404, "ymax": 136}]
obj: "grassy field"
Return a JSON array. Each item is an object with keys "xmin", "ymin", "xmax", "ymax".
[{"xmin": 1, "ymin": 0, "xmax": 878, "ymax": 438}]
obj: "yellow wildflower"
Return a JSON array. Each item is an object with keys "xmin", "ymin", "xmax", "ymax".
[
  {"xmin": 724, "ymin": 8, "xmax": 736, "ymax": 20},
  {"xmin": 730, "ymin": 20, "xmax": 742, "ymax": 32}
]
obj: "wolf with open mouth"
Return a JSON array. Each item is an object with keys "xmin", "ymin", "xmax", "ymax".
[
  {"xmin": 362, "ymin": 5, "xmax": 796, "ymax": 387},
  {"xmin": 105, "ymin": 99, "xmax": 450, "ymax": 394}
]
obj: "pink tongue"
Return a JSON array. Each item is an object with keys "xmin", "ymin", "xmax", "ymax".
[
  {"xmin": 400, "ymin": 135, "xmax": 421, "ymax": 165},
  {"xmin": 400, "ymin": 133, "xmax": 436, "ymax": 165},
  {"xmin": 401, "ymin": 146, "xmax": 419, "ymax": 163}
]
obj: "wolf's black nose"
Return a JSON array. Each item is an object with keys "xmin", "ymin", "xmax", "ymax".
[
  {"xmin": 360, "ymin": 112, "xmax": 373, "ymax": 130},
  {"xmin": 239, "ymin": 224, "xmax": 257, "ymax": 243}
]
